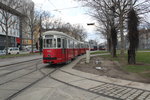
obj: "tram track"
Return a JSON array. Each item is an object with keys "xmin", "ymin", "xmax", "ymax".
[
  {"xmin": 0, "ymin": 59, "xmax": 43, "ymax": 85},
  {"xmin": 0, "ymin": 63, "xmax": 39, "ymax": 78},
  {"xmin": 0, "ymin": 67, "xmax": 41, "ymax": 86},
  {"xmin": 0, "ymin": 58, "xmax": 42, "ymax": 71},
  {"xmin": 3, "ymin": 63, "xmax": 62, "ymax": 100},
  {"xmin": 0, "ymin": 58, "xmax": 42, "ymax": 68},
  {"xmin": 5, "ymin": 68, "xmax": 58, "ymax": 100}
]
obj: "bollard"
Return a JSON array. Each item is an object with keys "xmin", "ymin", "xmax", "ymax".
[{"xmin": 86, "ymin": 50, "xmax": 90, "ymax": 63}]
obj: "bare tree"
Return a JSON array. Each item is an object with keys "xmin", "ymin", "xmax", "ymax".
[
  {"xmin": 127, "ymin": 8, "xmax": 139, "ymax": 64},
  {"xmin": 78, "ymin": 0, "xmax": 150, "ymax": 56},
  {"xmin": 82, "ymin": 0, "xmax": 118, "ymax": 57},
  {"xmin": 0, "ymin": 0, "xmax": 22, "ymax": 54},
  {"xmin": 41, "ymin": 11, "xmax": 53, "ymax": 30},
  {"xmin": 74, "ymin": 24, "xmax": 87, "ymax": 41},
  {"xmin": 44, "ymin": 19, "xmax": 87, "ymax": 41},
  {"xmin": 22, "ymin": 2, "xmax": 40, "ymax": 53}
]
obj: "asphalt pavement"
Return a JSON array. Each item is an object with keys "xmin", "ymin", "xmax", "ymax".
[{"xmin": 0, "ymin": 54, "xmax": 42, "ymax": 67}]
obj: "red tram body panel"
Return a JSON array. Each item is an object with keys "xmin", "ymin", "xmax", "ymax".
[{"xmin": 43, "ymin": 49, "xmax": 66, "ymax": 64}]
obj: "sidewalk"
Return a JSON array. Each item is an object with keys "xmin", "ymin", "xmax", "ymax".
[{"xmin": 0, "ymin": 54, "xmax": 42, "ymax": 67}]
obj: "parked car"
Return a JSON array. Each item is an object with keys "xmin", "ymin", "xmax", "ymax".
[
  {"xmin": 4, "ymin": 47, "xmax": 20, "ymax": 54},
  {"xmin": 0, "ymin": 50, "xmax": 6, "ymax": 55},
  {"xmin": 30, "ymin": 48, "xmax": 40, "ymax": 53}
]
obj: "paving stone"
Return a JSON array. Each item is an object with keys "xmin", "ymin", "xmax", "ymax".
[
  {"xmin": 120, "ymin": 96, "xmax": 128, "ymax": 99},
  {"xmin": 126, "ymin": 98, "xmax": 133, "ymax": 100},
  {"xmin": 137, "ymin": 95, "xmax": 147, "ymax": 99},
  {"xmin": 115, "ymin": 95, "xmax": 121, "ymax": 98},
  {"xmin": 140, "ymin": 92, "xmax": 150, "ymax": 97},
  {"xmin": 109, "ymin": 94, "xmax": 114, "ymax": 96},
  {"xmin": 98, "ymin": 91, "xmax": 103, "ymax": 94}
]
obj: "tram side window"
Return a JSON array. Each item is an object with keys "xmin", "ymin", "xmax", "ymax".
[
  {"xmin": 74, "ymin": 42, "xmax": 77, "ymax": 48},
  {"xmin": 46, "ymin": 39, "xmax": 53, "ymax": 48},
  {"xmin": 68, "ymin": 39, "xmax": 70, "ymax": 48},
  {"xmin": 70, "ymin": 40, "xmax": 73, "ymax": 48},
  {"xmin": 57, "ymin": 38, "xmax": 61, "ymax": 48},
  {"xmin": 54, "ymin": 39, "xmax": 56, "ymax": 47}
]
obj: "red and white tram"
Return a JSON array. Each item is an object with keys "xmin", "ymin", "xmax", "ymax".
[{"xmin": 42, "ymin": 31, "xmax": 89, "ymax": 64}]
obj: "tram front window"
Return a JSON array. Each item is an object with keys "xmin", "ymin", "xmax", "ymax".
[{"xmin": 44, "ymin": 38, "xmax": 56, "ymax": 48}]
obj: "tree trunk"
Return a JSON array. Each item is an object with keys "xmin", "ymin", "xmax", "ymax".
[
  {"xmin": 19, "ymin": 17, "xmax": 23, "ymax": 50},
  {"xmin": 120, "ymin": 16, "xmax": 125, "ymax": 56},
  {"xmin": 6, "ymin": 26, "xmax": 9, "ymax": 55},
  {"xmin": 107, "ymin": 38, "xmax": 111, "ymax": 52},
  {"xmin": 112, "ymin": 43, "xmax": 117, "ymax": 57},
  {"xmin": 31, "ymin": 29, "xmax": 34, "ymax": 53},
  {"xmin": 111, "ymin": 27, "xmax": 117, "ymax": 57},
  {"xmin": 128, "ymin": 49, "xmax": 136, "ymax": 64}
]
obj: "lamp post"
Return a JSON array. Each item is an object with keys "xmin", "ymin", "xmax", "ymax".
[
  {"xmin": 39, "ymin": 14, "xmax": 43, "ymax": 55},
  {"xmin": 85, "ymin": 23, "xmax": 96, "ymax": 63}
]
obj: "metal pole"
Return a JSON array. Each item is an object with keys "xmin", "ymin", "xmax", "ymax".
[
  {"xmin": 86, "ymin": 50, "xmax": 90, "ymax": 63},
  {"xmin": 39, "ymin": 14, "xmax": 42, "ymax": 55}
]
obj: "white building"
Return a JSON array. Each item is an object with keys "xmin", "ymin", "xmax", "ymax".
[
  {"xmin": 89, "ymin": 40, "xmax": 98, "ymax": 50},
  {"xmin": 0, "ymin": 0, "xmax": 34, "ymax": 50}
]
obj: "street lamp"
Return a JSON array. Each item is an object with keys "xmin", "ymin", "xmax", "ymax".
[{"xmin": 87, "ymin": 23, "xmax": 95, "ymax": 26}]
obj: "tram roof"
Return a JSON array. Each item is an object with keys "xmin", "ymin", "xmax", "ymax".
[
  {"xmin": 42, "ymin": 31, "xmax": 86, "ymax": 44},
  {"xmin": 43, "ymin": 31, "xmax": 75, "ymax": 39}
]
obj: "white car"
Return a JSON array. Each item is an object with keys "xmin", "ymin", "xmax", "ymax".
[
  {"xmin": 4, "ymin": 47, "xmax": 20, "ymax": 54},
  {"xmin": 0, "ymin": 50, "xmax": 5, "ymax": 55}
]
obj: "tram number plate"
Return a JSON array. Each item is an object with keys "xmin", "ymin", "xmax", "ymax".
[{"xmin": 47, "ymin": 50, "xmax": 51, "ymax": 52}]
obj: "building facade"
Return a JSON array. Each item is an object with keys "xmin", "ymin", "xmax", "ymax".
[
  {"xmin": 139, "ymin": 29, "xmax": 150, "ymax": 49},
  {"xmin": 0, "ymin": 0, "xmax": 34, "ymax": 50},
  {"xmin": 89, "ymin": 40, "xmax": 98, "ymax": 51}
]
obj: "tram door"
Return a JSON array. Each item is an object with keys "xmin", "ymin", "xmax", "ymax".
[{"xmin": 62, "ymin": 38, "xmax": 67, "ymax": 62}]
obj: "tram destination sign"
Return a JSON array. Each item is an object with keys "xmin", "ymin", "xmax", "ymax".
[{"xmin": 45, "ymin": 35, "xmax": 54, "ymax": 38}]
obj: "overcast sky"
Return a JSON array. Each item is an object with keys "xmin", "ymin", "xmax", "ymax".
[{"xmin": 32, "ymin": 0, "xmax": 106, "ymax": 43}]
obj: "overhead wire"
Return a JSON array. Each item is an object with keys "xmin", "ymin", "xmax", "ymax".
[
  {"xmin": 52, "ymin": 6, "xmax": 85, "ymax": 11},
  {"xmin": 47, "ymin": 0, "xmax": 63, "ymax": 15},
  {"xmin": 47, "ymin": 0, "xmax": 57, "ymax": 9},
  {"xmin": 40, "ymin": 0, "xmax": 87, "ymax": 17}
]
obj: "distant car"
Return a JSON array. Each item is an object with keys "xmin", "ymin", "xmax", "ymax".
[
  {"xmin": 99, "ymin": 48, "xmax": 106, "ymax": 50},
  {"xmin": 0, "ymin": 50, "xmax": 6, "ymax": 55},
  {"xmin": 4, "ymin": 47, "xmax": 20, "ymax": 54},
  {"xmin": 30, "ymin": 49, "xmax": 40, "ymax": 53},
  {"xmin": 33, "ymin": 49, "xmax": 40, "ymax": 53}
]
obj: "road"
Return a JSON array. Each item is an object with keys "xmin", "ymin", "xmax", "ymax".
[
  {"xmin": 0, "ymin": 55, "xmax": 150, "ymax": 100},
  {"xmin": 0, "ymin": 56, "xmax": 112, "ymax": 100},
  {"xmin": 0, "ymin": 59, "xmax": 57, "ymax": 100}
]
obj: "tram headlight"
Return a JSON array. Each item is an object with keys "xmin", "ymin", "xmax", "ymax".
[{"xmin": 48, "ymin": 54, "xmax": 50, "ymax": 57}]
